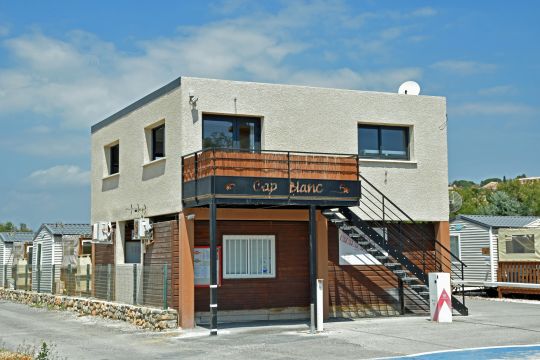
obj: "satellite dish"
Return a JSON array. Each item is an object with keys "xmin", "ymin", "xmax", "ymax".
[
  {"xmin": 449, "ymin": 191, "xmax": 463, "ymax": 213},
  {"xmin": 398, "ymin": 81, "xmax": 421, "ymax": 95}
]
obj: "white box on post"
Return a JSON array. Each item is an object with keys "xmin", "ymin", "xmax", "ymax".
[{"xmin": 428, "ymin": 272, "xmax": 452, "ymax": 323}]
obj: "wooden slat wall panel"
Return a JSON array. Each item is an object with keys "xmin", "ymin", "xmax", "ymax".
[
  {"xmin": 183, "ymin": 150, "xmax": 358, "ymax": 182},
  {"xmin": 194, "ymin": 220, "xmax": 310, "ymax": 311}
]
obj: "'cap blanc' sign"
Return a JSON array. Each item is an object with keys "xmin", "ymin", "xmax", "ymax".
[{"xmin": 253, "ymin": 179, "xmax": 324, "ymax": 195}]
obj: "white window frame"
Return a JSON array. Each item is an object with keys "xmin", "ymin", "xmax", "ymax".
[
  {"xmin": 450, "ymin": 233, "xmax": 462, "ymax": 263},
  {"xmin": 223, "ymin": 235, "xmax": 276, "ymax": 279}
]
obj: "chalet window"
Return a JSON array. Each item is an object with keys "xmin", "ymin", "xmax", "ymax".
[
  {"xmin": 506, "ymin": 234, "xmax": 535, "ymax": 254},
  {"xmin": 223, "ymin": 235, "xmax": 275, "ymax": 279},
  {"xmin": 109, "ymin": 144, "xmax": 119, "ymax": 175},
  {"xmin": 203, "ymin": 115, "xmax": 261, "ymax": 151},
  {"xmin": 151, "ymin": 124, "xmax": 165, "ymax": 160},
  {"xmin": 450, "ymin": 235, "xmax": 461, "ymax": 260},
  {"xmin": 358, "ymin": 125, "xmax": 409, "ymax": 160}
]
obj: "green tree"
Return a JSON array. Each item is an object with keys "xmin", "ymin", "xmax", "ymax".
[
  {"xmin": 479, "ymin": 191, "xmax": 524, "ymax": 216},
  {"xmin": 451, "ymin": 180, "xmax": 477, "ymax": 188}
]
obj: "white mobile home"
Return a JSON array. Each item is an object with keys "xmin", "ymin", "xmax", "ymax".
[
  {"xmin": 32, "ymin": 224, "xmax": 91, "ymax": 293},
  {"xmin": 450, "ymin": 215, "xmax": 540, "ymax": 284},
  {"xmin": 0, "ymin": 232, "xmax": 34, "ymax": 289}
]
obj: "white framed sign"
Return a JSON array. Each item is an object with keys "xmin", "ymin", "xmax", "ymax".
[{"xmin": 194, "ymin": 246, "xmax": 222, "ymax": 287}]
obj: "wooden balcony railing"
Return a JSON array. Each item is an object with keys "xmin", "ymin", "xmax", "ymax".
[
  {"xmin": 182, "ymin": 148, "xmax": 359, "ymax": 182},
  {"xmin": 499, "ymin": 261, "xmax": 540, "ymax": 284},
  {"xmin": 181, "ymin": 148, "xmax": 361, "ymax": 207}
]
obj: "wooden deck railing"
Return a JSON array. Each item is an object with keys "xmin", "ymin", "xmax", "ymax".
[
  {"xmin": 498, "ymin": 261, "xmax": 540, "ymax": 284},
  {"xmin": 182, "ymin": 148, "xmax": 359, "ymax": 182}
]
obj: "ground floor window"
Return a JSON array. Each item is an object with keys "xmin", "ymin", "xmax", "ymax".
[
  {"xmin": 506, "ymin": 234, "xmax": 535, "ymax": 254},
  {"xmin": 223, "ymin": 235, "xmax": 275, "ymax": 279}
]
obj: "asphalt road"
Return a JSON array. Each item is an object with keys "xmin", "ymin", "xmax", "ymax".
[{"xmin": 1, "ymin": 297, "xmax": 540, "ymax": 359}]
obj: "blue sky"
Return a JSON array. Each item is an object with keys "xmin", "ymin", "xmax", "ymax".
[{"xmin": 0, "ymin": 1, "xmax": 538, "ymax": 229}]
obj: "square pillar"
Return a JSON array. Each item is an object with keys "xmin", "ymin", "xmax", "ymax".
[
  {"xmin": 435, "ymin": 221, "xmax": 451, "ymax": 273},
  {"xmin": 316, "ymin": 210, "xmax": 329, "ymax": 319},
  {"xmin": 179, "ymin": 212, "xmax": 195, "ymax": 328}
]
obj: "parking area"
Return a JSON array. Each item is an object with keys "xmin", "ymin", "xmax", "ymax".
[{"xmin": 1, "ymin": 297, "xmax": 540, "ymax": 359}]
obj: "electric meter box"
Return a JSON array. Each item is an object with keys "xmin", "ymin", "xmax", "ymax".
[
  {"xmin": 133, "ymin": 218, "xmax": 151, "ymax": 239},
  {"xmin": 429, "ymin": 272, "xmax": 452, "ymax": 323}
]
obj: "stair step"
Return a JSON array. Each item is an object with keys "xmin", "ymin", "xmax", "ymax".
[
  {"xmin": 330, "ymin": 218, "xmax": 346, "ymax": 223},
  {"xmin": 341, "ymin": 225, "xmax": 352, "ymax": 231},
  {"xmin": 349, "ymin": 233, "xmax": 360, "ymax": 238},
  {"xmin": 392, "ymin": 269, "xmax": 407, "ymax": 274},
  {"xmin": 367, "ymin": 248, "xmax": 379, "ymax": 253},
  {"xmin": 322, "ymin": 210, "xmax": 339, "ymax": 216},
  {"xmin": 410, "ymin": 284, "xmax": 428, "ymax": 289},
  {"xmin": 401, "ymin": 277, "xmax": 418, "ymax": 282},
  {"xmin": 357, "ymin": 241, "xmax": 370, "ymax": 246},
  {"xmin": 375, "ymin": 255, "xmax": 388, "ymax": 260},
  {"xmin": 418, "ymin": 291, "xmax": 430, "ymax": 297},
  {"xmin": 384, "ymin": 263, "xmax": 401, "ymax": 268}
]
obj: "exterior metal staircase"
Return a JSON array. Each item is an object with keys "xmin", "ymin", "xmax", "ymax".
[{"xmin": 323, "ymin": 175, "xmax": 468, "ymax": 316}]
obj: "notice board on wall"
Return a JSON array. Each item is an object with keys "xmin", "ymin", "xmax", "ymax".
[{"xmin": 194, "ymin": 246, "xmax": 222, "ymax": 287}]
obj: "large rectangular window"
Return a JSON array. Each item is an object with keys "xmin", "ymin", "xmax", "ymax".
[
  {"xmin": 358, "ymin": 125, "xmax": 409, "ymax": 160},
  {"xmin": 203, "ymin": 115, "xmax": 261, "ymax": 150},
  {"xmin": 125, "ymin": 222, "xmax": 141, "ymax": 264},
  {"xmin": 151, "ymin": 124, "xmax": 165, "ymax": 160},
  {"xmin": 506, "ymin": 234, "xmax": 535, "ymax": 254},
  {"xmin": 109, "ymin": 144, "xmax": 119, "ymax": 174},
  {"xmin": 223, "ymin": 235, "xmax": 275, "ymax": 279}
]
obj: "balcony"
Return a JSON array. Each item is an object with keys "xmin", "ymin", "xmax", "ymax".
[{"xmin": 181, "ymin": 148, "xmax": 361, "ymax": 207}]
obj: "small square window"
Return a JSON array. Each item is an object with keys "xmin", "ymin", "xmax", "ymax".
[
  {"xmin": 151, "ymin": 124, "xmax": 165, "ymax": 160},
  {"xmin": 223, "ymin": 235, "xmax": 275, "ymax": 279},
  {"xmin": 506, "ymin": 234, "xmax": 535, "ymax": 254}
]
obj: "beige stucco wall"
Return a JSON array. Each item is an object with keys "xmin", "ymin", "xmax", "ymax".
[{"xmin": 91, "ymin": 77, "xmax": 449, "ymax": 223}]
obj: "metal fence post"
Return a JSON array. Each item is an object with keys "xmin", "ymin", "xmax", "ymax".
[
  {"xmin": 52, "ymin": 264, "xmax": 56, "ymax": 294},
  {"xmin": 68, "ymin": 264, "xmax": 72, "ymax": 296},
  {"xmin": 3, "ymin": 265, "xmax": 7, "ymax": 288},
  {"xmin": 163, "ymin": 264, "xmax": 168, "ymax": 310},
  {"xmin": 37, "ymin": 265, "xmax": 41, "ymax": 293},
  {"xmin": 86, "ymin": 264, "xmax": 90, "ymax": 294},
  {"xmin": 14, "ymin": 265, "xmax": 18, "ymax": 290},
  {"xmin": 25, "ymin": 264, "xmax": 29, "ymax": 291},
  {"xmin": 106, "ymin": 264, "xmax": 112, "ymax": 301},
  {"xmin": 133, "ymin": 264, "xmax": 138, "ymax": 305}
]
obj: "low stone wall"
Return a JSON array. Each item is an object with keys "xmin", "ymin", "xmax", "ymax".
[{"xmin": 0, "ymin": 288, "xmax": 177, "ymax": 331}]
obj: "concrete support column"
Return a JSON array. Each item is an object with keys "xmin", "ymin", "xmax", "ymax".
[
  {"xmin": 435, "ymin": 221, "xmax": 451, "ymax": 273},
  {"xmin": 179, "ymin": 212, "xmax": 195, "ymax": 329},
  {"xmin": 316, "ymin": 210, "xmax": 329, "ymax": 320}
]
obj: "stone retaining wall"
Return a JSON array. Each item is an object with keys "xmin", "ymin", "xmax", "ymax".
[{"xmin": 0, "ymin": 288, "xmax": 178, "ymax": 331}]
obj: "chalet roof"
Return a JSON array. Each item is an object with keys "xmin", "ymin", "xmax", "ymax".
[
  {"xmin": 456, "ymin": 215, "xmax": 540, "ymax": 229},
  {"xmin": 0, "ymin": 232, "xmax": 35, "ymax": 243},
  {"xmin": 36, "ymin": 223, "xmax": 92, "ymax": 237}
]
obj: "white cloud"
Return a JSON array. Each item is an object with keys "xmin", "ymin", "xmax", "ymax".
[
  {"xmin": 452, "ymin": 102, "xmax": 536, "ymax": 116},
  {"xmin": 431, "ymin": 60, "xmax": 497, "ymax": 75},
  {"xmin": 0, "ymin": 2, "xmax": 435, "ymax": 130},
  {"xmin": 27, "ymin": 165, "xmax": 90, "ymax": 187},
  {"xmin": 478, "ymin": 85, "xmax": 516, "ymax": 96}
]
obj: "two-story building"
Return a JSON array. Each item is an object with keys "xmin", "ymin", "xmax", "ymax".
[{"xmin": 90, "ymin": 77, "xmax": 467, "ymax": 333}]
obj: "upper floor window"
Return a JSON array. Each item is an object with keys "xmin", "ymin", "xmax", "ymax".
[
  {"xmin": 358, "ymin": 125, "xmax": 409, "ymax": 160},
  {"xmin": 203, "ymin": 114, "xmax": 261, "ymax": 151},
  {"xmin": 151, "ymin": 124, "xmax": 165, "ymax": 160},
  {"xmin": 109, "ymin": 143, "xmax": 119, "ymax": 175}
]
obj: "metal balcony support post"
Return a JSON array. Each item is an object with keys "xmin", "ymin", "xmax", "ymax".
[
  {"xmin": 398, "ymin": 277, "xmax": 405, "ymax": 315},
  {"xmin": 209, "ymin": 201, "xmax": 218, "ymax": 336},
  {"xmin": 309, "ymin": 205, "xmax": 317, "ymax": 333}
]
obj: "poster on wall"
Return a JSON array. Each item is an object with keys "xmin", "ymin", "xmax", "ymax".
[
  {"xmin": 194, "ymin": 246, "xmax": 222, "ymax": 287},
  {"xmin": 338, "ymin": 229, "xmax": 383, "ymax": 266}
]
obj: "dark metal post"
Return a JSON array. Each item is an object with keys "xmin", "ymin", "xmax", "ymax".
[
  {"xmin": 3, "ymin": 265, "xmax": 7, "ymax": 288},
  {"xmin": 133, "ymin": 264, "xmax": 138, "ymax": 305},
  {"xmin": 209, "ymin": 201, "xmax": 218, "ymax": 335},
  {"xmin": 25, "ymin": 264, "xmax": 29, "ymax": 291},
  {"xmin": 52, "ymin": 264, "xmax": 57, "ymax": 294},
  {"xmin": 106, "ymin": 264, "xmax": 112, "ymax": 301},
  {"xmin": 163, "ymin": 264, "xmax": 168, "ymax": 310},
  {"xmin": 398, "ymin": 278, "xmax": 405, "ymax": 315},
  {"xmin": 309, "ymin": 205, "xmax": 317, "ymax": 333},
  {"xmin": 37, "ymin": 266, "xmax": 41, "ymax": 293},
  {"xmin": 287, "ymin": 152, "xmax": 291, "ymax": 201},
  {"xmin": 14, "ymin": 265, "xmax": 18, "ymax": 290},
  {"xmin": 86, "ymin": 264, "xmax": 90, "ymax": 294}
]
